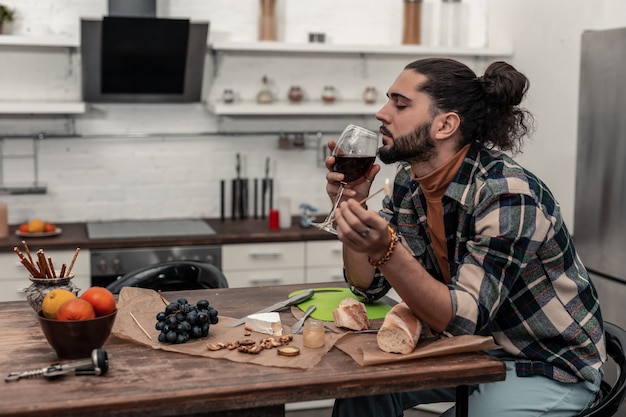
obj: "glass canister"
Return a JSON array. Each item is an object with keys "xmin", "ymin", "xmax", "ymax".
[
  {"xmin": 222, "ymin": 88, "xmax": 235, "ymax": 104},
  {"xmin": 256, "ymin": 75, "xmax": 275, "ymax": 104},
  {"xmin": 288, "ymin": 86, "xmax": 304, "ymax": 103},
  {"xmin": 363, "ymin": 86, "xmax": 378, "ymax": 104},
  {"xmin": 321, "ymin": 86, "xmax": 336, "ymax": 104},
  {"xmin": 259, "ymin": 0, "xmax": 277, "ymax": 41},
  {"xmin": 402, "ymin": 0, "xmax": 422, "ymax": 45},
  {"xmin": 25, "ymin": 275, "xmax": 79, "ymax": 313},
  {"xmin": 303, "ymin": 319, "xmax": 325, "ymax": 348},
  {"xmin": 440, "ymin": 0, "xmax": 463, "ymax": 47}
]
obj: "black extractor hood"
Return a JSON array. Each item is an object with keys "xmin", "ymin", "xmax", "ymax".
[{"xmin": 81, "ymin": 0, "xmax": 209, "ymax": 103}]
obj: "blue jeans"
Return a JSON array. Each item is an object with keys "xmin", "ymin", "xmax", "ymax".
[{"xmin": 332, "ymin": 359, "xmax": 600, "ymax": 417}]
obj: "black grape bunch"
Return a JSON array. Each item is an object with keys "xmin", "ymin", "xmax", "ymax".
[{"xmin": 155, "ymin": 297, "xmax": 219, "ymax": 344}]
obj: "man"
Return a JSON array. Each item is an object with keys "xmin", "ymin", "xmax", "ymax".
[{"xmin": 324, "ymin": 58, "xmax": 605, "ymax": 417}]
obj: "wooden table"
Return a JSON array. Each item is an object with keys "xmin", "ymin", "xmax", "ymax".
[{"xmin": 0, "ymin": 283, "xmax": 505, "ymax": 417}]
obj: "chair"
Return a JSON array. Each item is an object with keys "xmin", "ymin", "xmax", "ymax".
[
  {"xmin": 577, "ymin": 322, "xmax": 626, "ymax": 416},
  {"xmin": 105, "ymin": 261, "xmax": 228, "ymax": 294}
]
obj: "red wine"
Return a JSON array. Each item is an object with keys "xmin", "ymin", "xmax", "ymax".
[{"xmin": 333, "ymin": 155, "xmax": 375, "ymax": 183}]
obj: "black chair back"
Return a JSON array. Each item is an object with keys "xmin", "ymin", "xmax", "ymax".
[
  {"xmin": 578, "ymin": 322, "xmax": 626, "ymax": 416},
  {"xmin": 106, "ymin": 261, "xmax": 228, "ymax": 294}
]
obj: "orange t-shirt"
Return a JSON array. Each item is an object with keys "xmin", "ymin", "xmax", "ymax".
[{"xmin": 415, "ymin": 144, "xmax": 470, "ymax": 283}]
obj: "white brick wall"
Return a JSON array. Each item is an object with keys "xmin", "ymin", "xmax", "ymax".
[
  {"xmin": 4, "ymin": 0, "xmax": 626, "ymax": 229},
  {"xmin": 0, "ymin": 0, "xmax": 480, "ymax": 224}
]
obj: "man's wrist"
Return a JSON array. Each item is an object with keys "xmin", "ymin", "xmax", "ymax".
[{"xmin": 367, "ymin": 225, "xmax": 398, "ymax": 267}]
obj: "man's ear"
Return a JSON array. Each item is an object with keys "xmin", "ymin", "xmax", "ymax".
[{"xmin": 433, "ymin": 112, "xmax": 461, "ymax": 140}]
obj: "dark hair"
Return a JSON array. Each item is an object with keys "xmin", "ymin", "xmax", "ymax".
[{"xmin": 404, "ymin": 58, "xmax": 534, "ymax": 153}]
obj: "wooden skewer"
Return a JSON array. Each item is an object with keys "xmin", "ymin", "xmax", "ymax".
[
  {"xmin": 20, "ymin": 258, "xmax": 41, "ymax": 278},
  {"xmin": 358, "ymin": 178, "xmax": 393, "ymax": 206},
  {"xmin": 47, "ymin": 257, "xmax": 57, "ymax": 278},
  {"xmin": 14, "ymin": 247, "xmax": 37, "ymax": 274},
  {"xmin": 37, "ymin": 250, "xmax": 51, "ymax": 278},
  {"xmin": 13, "ymin": 246, "xmax": 27, "ymax": 262},
  {"xmin": 65, "ymin": 247, "xmax": 80, "ymax": 278},
  {"xmin": 59, "ymin": 264, "xmax": 67, "ymax": 279},
  {"xmin": 21, "ymin": 241, "xmax": 35, "ymax": 268},
  {"xmin": 130, "ymin": 312, "xmax": 153, "ymax": 340}
]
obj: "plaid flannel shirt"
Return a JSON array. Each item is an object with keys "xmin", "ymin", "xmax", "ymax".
[{"xmin": 349, "ymin": 144, "xmax": 605, "ymax": 384}]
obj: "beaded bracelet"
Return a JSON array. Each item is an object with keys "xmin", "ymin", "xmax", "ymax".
[{"xmin": 368, "ymin": 225, "xmax": 399, "ymax": 267}]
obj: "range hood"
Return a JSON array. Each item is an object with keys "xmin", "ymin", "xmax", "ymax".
[{"xmin": 80, "ymin": 0, "xmax": 209, "ymax": 103}]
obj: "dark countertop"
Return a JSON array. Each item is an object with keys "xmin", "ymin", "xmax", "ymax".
[{"xmin": 1, "ymin": 217, "xmax": 336, "ymax": 251}]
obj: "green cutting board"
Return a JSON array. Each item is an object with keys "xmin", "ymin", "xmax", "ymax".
[{"xmin": 289, "ymin": 288, "xmax": 392, "ymax": 322}]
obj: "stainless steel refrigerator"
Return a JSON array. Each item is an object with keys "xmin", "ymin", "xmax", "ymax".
[
  {"xmin": 575, "ymin": 27, "xmax": 626, "ymax": 338},
  {"xmin": 575, "ymin": 27, "xmax": 626, "ymax": 417}
]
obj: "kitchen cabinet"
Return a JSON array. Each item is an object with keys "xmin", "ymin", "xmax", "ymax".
[
  {"xmin": 305, "ymin": 240, "xmax": 344, "ymax": 284},
  {"xmin": 0, "ymin": 249, "xmax": 91, "ymax": 302},
  {"xmin": 222, "ymin": 242, "xmax": 306, "ymax": 288},
  {"xmin": 222, "ymin": 240, "xmax": 346, "ymax": 288}
]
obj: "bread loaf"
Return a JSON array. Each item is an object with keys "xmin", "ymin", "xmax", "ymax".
[
  {"xmin": 377, "ymin": 302, "xmax": 422, "ymax": 354},
  {"xmin": 332, "ymin": 298, "xmax": 369, "ymax": 331}
]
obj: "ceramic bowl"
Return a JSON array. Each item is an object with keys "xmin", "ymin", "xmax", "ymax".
[{"xmin": 37, "ymin": 310, "xmax": 117, "ymax": 359}]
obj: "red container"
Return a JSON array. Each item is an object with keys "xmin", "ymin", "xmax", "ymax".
[{"xmin": 269, "ymin": 209, "xmax": 280, "ymax": 230}]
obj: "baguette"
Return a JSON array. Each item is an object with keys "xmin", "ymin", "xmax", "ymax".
[
  {"xmin": 332, "ymin": 298, "xmax": 369, "ymax": 331},
  {"xmin": 377, "ymin": 302, "xmax": 422, "ymax": 354}
]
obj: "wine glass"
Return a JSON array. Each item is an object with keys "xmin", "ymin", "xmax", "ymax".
[{"xmin": 313, "ymin": 124, "xmax": 379, "ymax": 235}]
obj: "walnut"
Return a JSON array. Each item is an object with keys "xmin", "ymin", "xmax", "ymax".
[{"xmin": 206, "ymin": 343, "xmax": 223, "ymax": 351}]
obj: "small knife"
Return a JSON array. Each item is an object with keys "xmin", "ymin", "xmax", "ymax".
[
  {"xmin": 225, "ymin": 289, "xmax": 315, "ymax": 328},
  {"xmin": 291, "ymin": 304, "xmax": 316, "ymax": 334}
]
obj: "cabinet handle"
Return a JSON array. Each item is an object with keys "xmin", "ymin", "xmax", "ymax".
[
  {"xmin": 249, "ymin": 252, "xmax": 282, "ymax": 259},
  {"xmin": 331, "ymin": 248, "xmax": 342, "ymax": 255},
  {"xmin": 249, "ymin": 278, "xmax": 282, "ymax": 286}
]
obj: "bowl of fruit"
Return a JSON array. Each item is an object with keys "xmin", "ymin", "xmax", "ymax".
[
  {"xmin": 37, "ymin": 286, "xmax": 117, "ymax": 359},
  {"xmin": 16, "ymin": 219, "xmax": 61, "ymax": 237}
]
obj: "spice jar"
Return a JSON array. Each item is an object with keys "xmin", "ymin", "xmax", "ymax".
[
  {"xmin": 321, "ymin": 86, "xmax": 336, "ymax": 104},
  {"xmin": 363, "ymin": 86, "xmax": 378, "ymax": 104},
  {"xmin": 293, "ymin": 133, "xmax": 305, "ymax": 148},
  {"xmin": 402, "ymin": 0, "xmax": 422, "ymax": 45},
  {"xmin": 303, "ymin": 320, "xmax": 325, "ymax": 348},
  {"xmin": 278, "ymin": 132, "xmax": 290, "ymax": 149},
  {"xmin": 256, "ymin": 75, "xmax": 274, "ymax": 104},
  {"xmin": 222, "ymin": 88, "xmax": 235, "ymax": 104},
  {"xmin": 288, "ymin": 86, "xmax": 304, "ymax": 103}
]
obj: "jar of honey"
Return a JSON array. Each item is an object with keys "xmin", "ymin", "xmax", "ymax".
[{"xmin": 303, "ymin": 320, "xmax": 325, "ymax": 348}]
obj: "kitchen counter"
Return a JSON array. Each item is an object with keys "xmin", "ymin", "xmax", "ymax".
[{"xmin": 0, "ymin": 217, "xmax": 336, "ymax": 252}]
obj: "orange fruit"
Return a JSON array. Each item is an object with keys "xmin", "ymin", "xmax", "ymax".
[
  {"xmin": 56, "ymin": 298, "xmax": 96, "ymax": 321},
  {"xmin": 80, "ymin": 287, "xmax": 116, "ymax": 317},
  {"xmin": 27, "ymin": 218, "xmax": 45, "ymax": 233},
  {"xmin": 41, "ymin": 289, "xmax": 77, "ymax": 319}
]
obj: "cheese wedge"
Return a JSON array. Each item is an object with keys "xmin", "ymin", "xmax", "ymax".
[{"xmin": 244, "ymin": 312, "xmax": 283, "ymax": 336}]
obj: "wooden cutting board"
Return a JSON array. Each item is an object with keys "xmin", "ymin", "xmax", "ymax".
[{"xmin": 289, "ymin": 288, "xmax": 392, "ymax": 322}]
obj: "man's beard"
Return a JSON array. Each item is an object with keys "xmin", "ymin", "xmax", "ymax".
[{"xmin": 378, "ymin": 122, "xmax": 436, "ymax": 164}]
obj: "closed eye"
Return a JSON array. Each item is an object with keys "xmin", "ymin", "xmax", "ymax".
[{"xmin": 388, "ymin": 92, "xmax": 410, "ymax": 110}]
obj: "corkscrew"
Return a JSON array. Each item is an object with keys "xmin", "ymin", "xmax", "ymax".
[{"xmin": 5, "ymin": 348, "xmax": 108, "ymax": 382}]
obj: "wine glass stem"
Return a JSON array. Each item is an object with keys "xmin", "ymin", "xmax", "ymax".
[{"xmin": 326, "ymin": 183, "xmax": 345, "ymax": 225}]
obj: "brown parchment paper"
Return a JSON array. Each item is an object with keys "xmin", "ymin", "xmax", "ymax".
[
  {"xmin": 335, "ymin": 332, "xmax": 500, "ymax": 366},
  {"xmin": 111, "ymin": 287, "xmax": 346, "ymax": 370}
]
